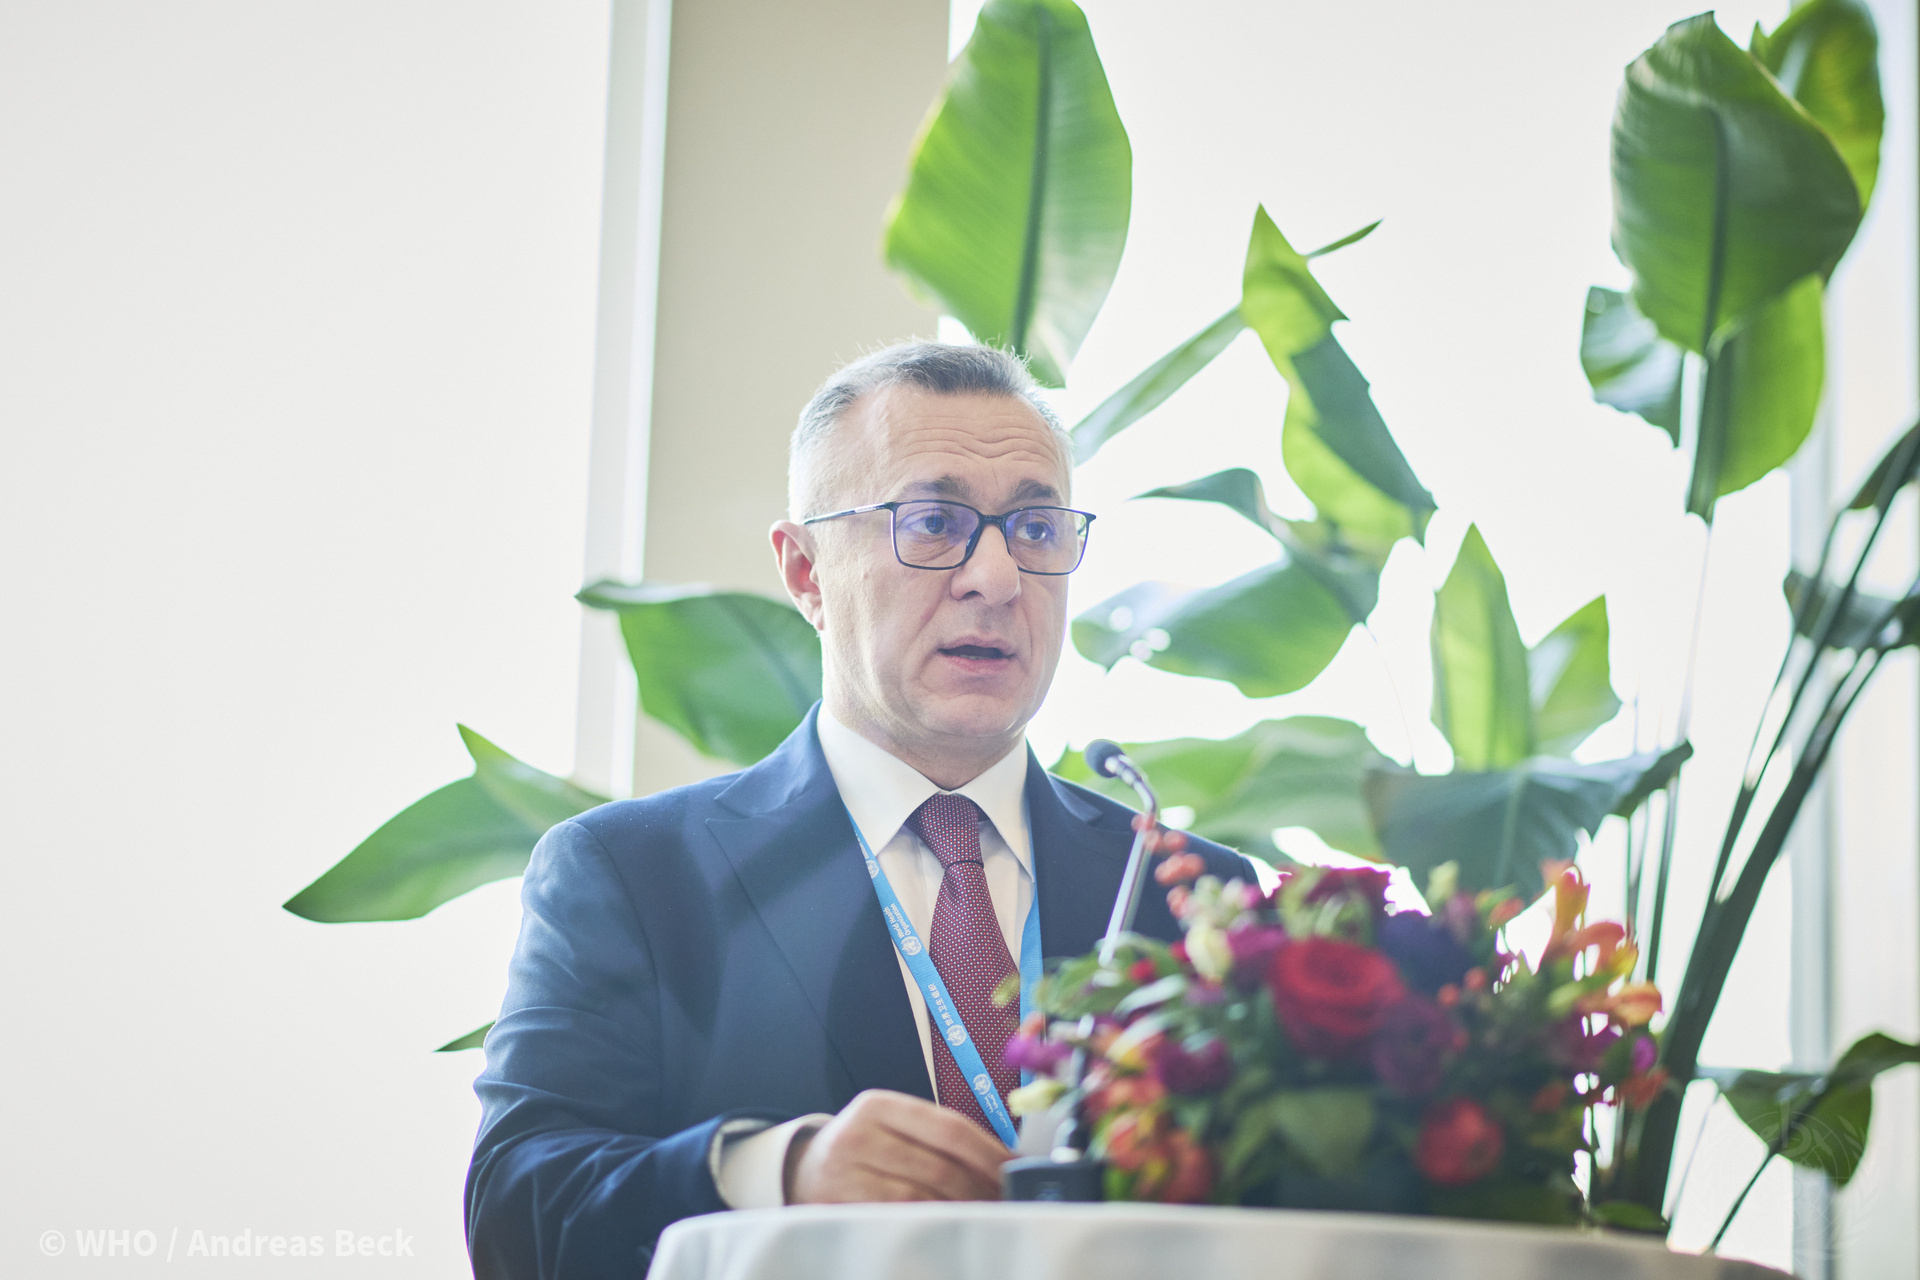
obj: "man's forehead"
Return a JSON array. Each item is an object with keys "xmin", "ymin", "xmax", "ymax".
[{"xmin": 846, "ymin": 386, "xmax": 1069, "ymax": 500}]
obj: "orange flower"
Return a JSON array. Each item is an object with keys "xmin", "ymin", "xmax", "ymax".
[
  {"xmin": 1577, "ymin": 981, "xmax": 1663, "ymax": 1028},
  {"xmin": 1615, "ymin": 1067, "xmax": 1670, "ymax": 1109}
]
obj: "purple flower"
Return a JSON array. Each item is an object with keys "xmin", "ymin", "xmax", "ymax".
[
  {"xmin": 1004, "ymin": 1032, "xmax": 1071, "ymax": 1074},
  {"xmin": 1440, "ymin": 892, "xmax": 1478, "ymax": 944},
  {"xmin": 1304, "ymin": 867, "xmax": 1392, "ymax": 919},
  {"xmin": 1376, "ymin": 911, "xmax": 1473, "ymax": 995},
  {"xmin": 1551, "ymin": 1015, "xmax": 1621, "ymax": 1072},
  {"xmin": 1371, "ymin": 997, "xmax": 1462, "ymax": 1097},
  {"xmin": 1153, "ymin": 1036, "xmax": 1235, "ymax": 1095},
  {"xmin": 1225, "ymin": 923, "xmax": 1287, "ymax": 985},
  {"xmin": 1630, "ymin": 1034, "xmax": 1658, "ymax": 1074}
]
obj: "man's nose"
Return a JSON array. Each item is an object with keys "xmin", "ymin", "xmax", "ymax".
[{"xmin": 950, "ymin": 523, "xmax": 1022, "ymax": 603}]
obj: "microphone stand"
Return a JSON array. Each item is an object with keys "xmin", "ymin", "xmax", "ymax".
[{"xmin": 1002, "ymin": 741, "xmax": 1158, "ymax": 1203}]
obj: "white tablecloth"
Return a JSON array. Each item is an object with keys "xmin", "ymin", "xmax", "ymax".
[{"xmin": 648, "ymin": 1203, "xmax": 1788, "ymax": 1280}]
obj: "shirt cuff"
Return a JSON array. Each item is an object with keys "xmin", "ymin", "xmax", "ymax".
[{"xmin": 712, "ymin": 1114, "xmax": 833, "ymax": 1209}]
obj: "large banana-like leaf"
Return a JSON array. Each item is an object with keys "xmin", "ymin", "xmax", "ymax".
[
  {"xmin": 1072, "ymin": 560, "xmax": 1354, "ymax": 698},
  {"xmin": 1529, "ymin": 597, "xmax": 1621, "ymax": 756},
  {"xmin": 1752, "ymin": 0, "xmax": 1883, "ymax": 205},
  {"xmin": 1067, "ymin": 220, "xmax": 1379, "ymax": 464},
  {"xmin": 1701, "ymin": 1032, "xmax": 1920, "ymax": 1187},
  {"xmin": 579, "ymin": 581, "xmax": 822, "ymax": 766},
  {"xmin": 1612, "ymin": 14, "xmax": 1860, "ymax": 355},
  {"xmin": 1053, "ymin": 716, "xmax": 1389, "ymax": 857},
  {"xmin": 1136, "ymin": 468, "xmax": 1382, "ymax": 622},
  {"xmin": 1431, "ymin": 527, "xmax": 1533, "ymax": 771},
  {"xmin": 1691, "ymin": 275, "xmax": 1826, "ymax": 515},
  {"xmin": 283, "ymin": 727, "xmax": 606, "ymax": 923},
  {"xmin": 882, "ymin": 0, "xmax": 1130, "ymax": 387},
  {"xmin": 1364, "ymin": 745, "xmax": 1691, "ymax": 898},
  {"xmin": 1242, "ymin": 208, "xmax": 1435, "ymax": 549},
  {"xmin": 1070, "ymin": 308, "xmax": 1245, "ymax": 462},
  {"xmin": 1784, "ymin": 570, "xmax": 1920, "ymax": 651},
  {"xmin": 1580, "ymin": 287, "xmax": 1684, "ymax": 444}
]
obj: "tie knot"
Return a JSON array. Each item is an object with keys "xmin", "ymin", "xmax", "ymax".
[{"xmin": 909, "ymin": 793, "xmax": 984, "ymax": 869}]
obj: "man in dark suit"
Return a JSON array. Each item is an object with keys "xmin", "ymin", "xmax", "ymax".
[{"xmin": 466, "ymin": 343, "xmax": 1250, "ymax": 1278}]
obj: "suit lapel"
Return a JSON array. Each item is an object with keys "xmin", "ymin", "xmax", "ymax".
[
  {"xmin": 704, "ymin": 708, "xmax": 932, "ymax": 1102},
  {"xmin": 1026, "ymin": 751, "xmax": 1135, "ymax": 959}
]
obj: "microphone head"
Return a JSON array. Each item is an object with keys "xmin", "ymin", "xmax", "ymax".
[{"xmin": 1084, "ymin": 739, "xmax": 1126, "ymax": 779}]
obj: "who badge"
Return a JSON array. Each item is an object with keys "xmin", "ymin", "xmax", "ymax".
[
  {"xmin": 945, "ymin": 1024, "xmax": 969, "ymax": 1047},
  {"xmin": 901, "ymin": 936, "xmax": 922, "ymax": 956},
  {"xmin": 973, "ymin": 1073, "xmax": 993, "ymax": 1095}
]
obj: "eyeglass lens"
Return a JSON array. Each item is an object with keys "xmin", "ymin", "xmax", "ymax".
[{"xmin": 891, "ymin": 501, "xmax": 1087, "ymax": 573}]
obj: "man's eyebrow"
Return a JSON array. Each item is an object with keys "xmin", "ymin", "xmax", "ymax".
[
  {"xmin": 1009, "ymin": 478, "xmax": 1063, "ymax": 504},
  {"xmin": 901, "ymin": 476, "xmax": 974, "ymax": 500},
  {"xmin": 898, "ymin": 475, "xmax": 1065, "ymax": 505}
]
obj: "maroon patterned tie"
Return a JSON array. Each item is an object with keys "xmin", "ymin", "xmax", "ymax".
[{"xmin": 908, "ymin": 792, "xmax": 1020, "ymax": 1135}]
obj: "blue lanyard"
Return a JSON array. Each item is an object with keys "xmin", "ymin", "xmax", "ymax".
[{"xmin": 848, "ymin": 809, "xmax": 1041, "ymax": 1149}]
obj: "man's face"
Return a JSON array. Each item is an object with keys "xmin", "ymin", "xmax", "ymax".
[{"xmin": 800, "ymin": 386, "xmax": 1074, "ymax": 767}]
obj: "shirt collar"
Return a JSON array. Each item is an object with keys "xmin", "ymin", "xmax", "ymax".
[{"xmin": 816, "ymin": 705, "xmax": 1032, "ymax": 875}]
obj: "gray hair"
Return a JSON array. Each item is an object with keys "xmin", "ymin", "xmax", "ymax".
[{"xmin": 788, "ymin": 341, "xmax": 1070, "ymax": 519}]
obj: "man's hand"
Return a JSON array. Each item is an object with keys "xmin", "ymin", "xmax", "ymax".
[{"xmin": 785, "ymin": 1090, "xmax": 1007, "ymax": 1203}]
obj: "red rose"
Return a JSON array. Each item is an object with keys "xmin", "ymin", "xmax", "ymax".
[
  {"xmin": 1415, "ymin": 1098, "xmax": 1504, "ymax": 1187},
  {"xmin": 1268, "ymin": 936, "xmax": 1407, "ymax": 1059}
]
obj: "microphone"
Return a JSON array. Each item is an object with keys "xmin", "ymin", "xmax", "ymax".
[
  {"xmin": 1085, "ymin": 740, "xmax": 1160, "ymax": 965},
  {"xmin": 1002, "ymin": 741, "xmax": 1163, "ymax": 1202}
]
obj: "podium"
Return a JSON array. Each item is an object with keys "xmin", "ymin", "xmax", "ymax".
[{"xmin": 647, "ymin": 1203, "xmax": 1789, "ymax": 1280}]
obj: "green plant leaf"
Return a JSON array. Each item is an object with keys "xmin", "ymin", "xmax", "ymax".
[
  {"xmin": 1270, "ymin": 1088, "xmax": 1374, "ymax": 1180},
  {"xmin": 1580, "ymin": 286, "xmax": 1684, "ymax": 444},
  {"xmin": 1306, "ymin": 219, "xmax": 1382, "ymax": 259},
  {"xmin": 283, "ymin": 728, "xmax": 605, "ymax": 923},
  {"xmin": 437, "ymin": 1022, "xmax": 493, "ymax": 1053},
  {"xmin": 1431, "ymin": 526, "xmax": 1534, "ymax": 770},
  {"xmin": 1784, "ymin": 570, "xmax": 1920, "ymax": 651},
  {"xmin": 1363, "ymin": 746, "xmax": 1691, "ymax": 898},
  {"xmin": 1847, "ymin": 420, "xmax": 1920, "ymax": 511},
  {"xmin": 1065, "ymin": 219, "xmax": 1383, "ymax": 464},
  {"xmin": 882, "ymin": 0, "xmax": 1130, "ymax": 387},
  {"xmin": 1690, "ymin": 274, "xmax": 1826, "ymax": 517},
  {"xmin": 1528, "ymin": 597, "xmax": 1621, "ymax": 755},
  {"xmin": 1592, "ymin": 1201, "xmax": 1669, "ymax": 1233},
  {"xmin": 1701, "ymin": 1032, "xmax": 1920, "ymax": 1187},
  {"xmin": 579, "ymin": 581, "xmax": 822, "ymax": 766},
  {"xmin": 1052, "ymin": 716, "xmax": 1389, "ymax": 857},
  {"xmin": 1070, "ymin": 308, "xmax": 1245, "ymax": 462},
  {"xmin": 1241, "ymin": 208, "xmax": 1435, "ymax": 547},
  {"xmin": 1427, "ymin": 1179, "xmax": 1580, "ymax": 1225},
  {"xmin": 1753, "ymin": 0, "xmax": 1884, "ymax": 205},
  {"xmin": 1613, "ymin": 13, "xmax": 1861, "ymax": 354},
  {"xmin": 1136, "ymin": 467, "xmax": 1382, "ymax": 621},
  {"xmin": 1071, "ymin": 561, "xmax": 1354, "ymax": 698}
]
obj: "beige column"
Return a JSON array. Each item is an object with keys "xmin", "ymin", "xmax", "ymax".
[{"xmin": 575, "ymin": 0, "xmax": 947, "ymax": 796}]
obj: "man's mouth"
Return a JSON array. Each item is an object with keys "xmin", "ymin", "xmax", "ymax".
[{"xmin": 939, "ymin": 643, "xmax": 1013, "ymax": 661}]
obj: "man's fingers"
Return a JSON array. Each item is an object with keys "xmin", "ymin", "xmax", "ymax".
[{"xmin": 890, "ymin": 1111, "xmax": 1007, "ymax": 1187}]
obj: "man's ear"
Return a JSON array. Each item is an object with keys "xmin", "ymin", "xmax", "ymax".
[{"xmin": 770, "ymin": 521, "xmax": 826, "ymax": 630}]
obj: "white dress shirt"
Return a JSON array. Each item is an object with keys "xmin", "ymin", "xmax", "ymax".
[{"xmin": 711, "ymin": 708, "xmax": 1034, "ymax": 1209}]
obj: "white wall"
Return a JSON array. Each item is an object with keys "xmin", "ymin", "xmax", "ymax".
[{"xmin": 1, "ymin": 3, "xmax": 610, "ymax": 1274}]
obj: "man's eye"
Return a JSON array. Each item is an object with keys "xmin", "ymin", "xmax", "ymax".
[
  {"xmin": 1014, "ymin": 516, "xmax": 1059, "ymax": 544},
  {"xmin": 905, "ymin": 514, "xmax": 949, "ymax": 536}
]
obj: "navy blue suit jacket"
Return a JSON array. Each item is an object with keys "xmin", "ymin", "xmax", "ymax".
[{"xmin": 465, "ymin": 706, "xmax": 1250, "ymax": 1278}]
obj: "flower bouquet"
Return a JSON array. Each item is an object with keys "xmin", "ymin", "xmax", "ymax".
[{"xmin": 1005, "ymin": 840, "xmax": 1669, "ymax": 1227}]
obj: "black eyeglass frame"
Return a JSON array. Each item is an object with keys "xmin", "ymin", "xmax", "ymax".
[{"xmin": 801, "ymin": 500, "xmax": 1097, "ymax": 575}]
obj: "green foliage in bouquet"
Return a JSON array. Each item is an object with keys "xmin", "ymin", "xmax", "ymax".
[
  {"xmin": 285, "ymin": 0, "xmax": 1920, "ymax": 1240},
  {"xmin": 1007, "ymin": 858, "xmax": 1664, "ymax": 1223}
]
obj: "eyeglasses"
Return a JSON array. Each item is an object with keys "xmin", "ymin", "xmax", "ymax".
[{"xmin": 801, "ymin": 500, "xmax": 1096, "ymax": 575}]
